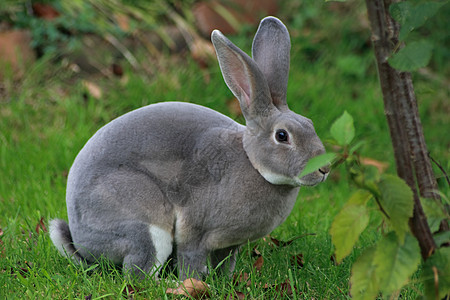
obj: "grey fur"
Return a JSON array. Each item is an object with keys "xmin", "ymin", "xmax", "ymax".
[{"xmin": 49, "ymin": 16, "xmax": 329, "ymax": 280}]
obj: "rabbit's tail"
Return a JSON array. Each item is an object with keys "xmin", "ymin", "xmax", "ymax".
[{"xmin": 49, "ymin": 219, "xmax": 83, "ymax": 262}]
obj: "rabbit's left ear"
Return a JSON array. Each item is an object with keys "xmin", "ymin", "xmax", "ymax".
[{"xmin": 252, "ymin": 17, "xmax": 291, "ymax": 109}]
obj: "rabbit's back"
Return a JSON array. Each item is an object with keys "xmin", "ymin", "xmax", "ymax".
[
  {"xmin": 66, "ymin": 102, "xmax": 243, "ymax": 228},
  {"xmin": 74, "ymin": 102, "xmax": 240, "ymax": 164}
]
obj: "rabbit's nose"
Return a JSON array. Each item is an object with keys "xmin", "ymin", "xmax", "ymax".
[{"xmin": 319, "ymin": 165, "xmax": 330, "ymax": 175}]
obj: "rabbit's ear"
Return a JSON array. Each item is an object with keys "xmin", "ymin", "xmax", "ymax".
[
  {"xmin": 211, "ymin": 30, "xmax": 273, "ymax": 123},
  {"xmin": 252, "ymin": 16, "xmax": 291, "ymax": 109}
]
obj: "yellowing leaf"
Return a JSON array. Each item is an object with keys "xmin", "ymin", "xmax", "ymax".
[
  {"xmin": 330, "ymin": 191, "xmax": 371, "ymax": 262},
  {"xmin": 377, "ymin": 175, "xmax": 414, "ymax": 242},
  {"xmin": 346, "ymin": 190, "xmax": 373, "ymax": 206},
  {"xmin": 351, "ymin": 246, "xmax": 379, "ymax": 300},
  {"xmin": 374, "ymin": 232, "xmax": 421, "ymax": 295}
]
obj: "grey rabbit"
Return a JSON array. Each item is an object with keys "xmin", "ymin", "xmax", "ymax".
[{"xmin": 49, "ymin": 16, "xmax": 329, "ymax": 280}]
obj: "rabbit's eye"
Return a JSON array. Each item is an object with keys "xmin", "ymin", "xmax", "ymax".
[{"xmin": 275, "ymin": 129, "xmax": 289, "ymax": 143}]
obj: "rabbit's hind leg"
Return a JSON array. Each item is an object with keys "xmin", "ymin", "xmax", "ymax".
[
  {"xmin": 121, "ymin": 223, "xmax": 173, "ymax": 280},
  {"xmin": 210, "ymin": 246, "xmax": 239, "ymax": 276}
]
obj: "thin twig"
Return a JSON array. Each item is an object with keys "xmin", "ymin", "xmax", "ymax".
[{"xmin": 428, "ymin": 153, "xmax": 450, "ymax": 186}]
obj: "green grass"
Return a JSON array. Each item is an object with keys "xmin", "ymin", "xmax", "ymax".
[{"xmin": 1, "ymin": 1, "xmax": 448, "ymax": 298}]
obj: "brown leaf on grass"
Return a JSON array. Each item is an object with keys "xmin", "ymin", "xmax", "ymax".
[
  {"xmin": 122, "ymin": 284, "xmax": 141, "ymax": 297},
  {"xmin": 259, "ymin": 279, "xmax": 299, "ymax": 297},
  {"xmin": 35, "ymin": 217, "xmax": 47, "ymax": 234},
  {"xmin": 253, "ymin": 255, "xmax": 264, "ymax": 272},
  {"xmin": 330, "ymin": 254, "xmax": 340, "ymax": 266},
  {"xmin": 11, "ymin": 261, "xmax": 32, "ymax": 278},
  {"xmin": 233, "ymin": 271, "xmax": 251, "ymax": 287},
  {"xmin": 275, "ymin": 279, "xmax": 296, "ymax": 296},
  {"xmin": 290, "ymin": 253, "xmax": 304, "ymax": 268},
  {"xmin": 252, "ymin": 246, "xmax": 261, "ymax": 257},
  {"xmin": 166, "ymin": 278, "xmax": 210, "ymax": 299},
  {"xmin": 269, "ymin": 234, "xmax": 316, "ymax": 247},
  {"xmin": 224, "ymin": 290, "xmax": 246, "ymax": 300}
]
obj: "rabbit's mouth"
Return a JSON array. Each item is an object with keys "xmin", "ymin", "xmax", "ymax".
[{"xmin": 297, "ymin": 169, "xmax": 329, "ymax": 187}]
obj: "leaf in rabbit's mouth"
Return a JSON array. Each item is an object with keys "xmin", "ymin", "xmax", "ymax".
[{"xmin": 299, "ymin": 153, "xmax": 336, "ymax": 178}]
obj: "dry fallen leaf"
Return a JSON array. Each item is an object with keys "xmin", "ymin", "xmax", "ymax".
[
  {"xmin": 275, "ymin": 279, "xmax": 296, "ymax": 296},
  {"xmin": 225, "ymin": 290, "xmax": 246, "ymax": 300},
  {"xmin": 264, "ymin": 234, "xmax": 316, "ymax": 248},
  {"xmin": 290, "ymin": 253, "xmax": 304, "ymax": 268},
  {"xmin": 259, "ymin": 279, "xmax": 299, "ymax": 297},
  {"xmin": 253, "ymin": 255, "xmax": 264, "ymax": 272},
  {"xmin": 35, "ymin": 217, "xmax": 47, "ymax": 234},
  {"xmin": 166, "ymin": 278, "xmax": 210, "ymax": 299},
  {"xmin": 330, "ymin": 254, "xmax": 340, "ymax": 266},
  {"xmin": 252, "ymin": 246, "xmax": 261, "ymax": 257},
  {"xmin": 233, "ymin": 271, "xmax": 251, "ymax": 287},
  {"xmin": 122, "ymin": 284, "xmax": 140, "ymax": 297}
]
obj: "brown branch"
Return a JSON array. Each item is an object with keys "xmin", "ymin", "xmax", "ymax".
[{"xmin": 364, "ymin": 0, "xmax": 437, "ymax": 259}]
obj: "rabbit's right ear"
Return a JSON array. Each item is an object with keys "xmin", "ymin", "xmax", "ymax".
[
  {"xmin": 211, "ymin": 30, "xmax": 274, "ymax": 124},
  {"xmin": 252, "ymin": 17, "xmax": 291, "ymax": 109}
]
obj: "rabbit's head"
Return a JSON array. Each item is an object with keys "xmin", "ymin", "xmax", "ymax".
[{"xmin": 212, "ymin": 17, "xmax": 329, "ymax": 187}]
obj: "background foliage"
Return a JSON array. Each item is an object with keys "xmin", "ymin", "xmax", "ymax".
[{"xmin": 0, "ymin": 0, "xmax": 448, "ymax": 298}]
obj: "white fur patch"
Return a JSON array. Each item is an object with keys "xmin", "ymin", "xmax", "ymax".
[
  {"xmin": 149, "ymin": 225, "xmax": 173, "ymax": 275},
  {"xmin": 174, "ymin": 209, "xmax": 187, "ymax": 245},
  {"xmin": 259, "ymin": 170, "xmax": 302, "ymax": 187},
  {"xmin": 49, "ymin": 219, "xmax": 70, "ymax": 258}
]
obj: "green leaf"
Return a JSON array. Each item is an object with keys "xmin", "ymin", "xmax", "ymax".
[
  {"xmin": 330, "ymin": 191, "xmax": 371, "ymax": 262},
  {"xmin": 330, "ymin": 111, "xmax": 355, "ymax": 146},
  {"xmin": 299, "ymin": 153, "xmax": 336, "ymax": 177},
  {"xmin": 346, "ymin": 190, "xmax": 373, "ymax": 206},
  {"xmin": 390, "ymin": 1, "xmax": 445, "ymax": 40},
  {"xmin": 374, "ymin": 232, "xmax": 421, "ymax": 295},
  {"xmin": 351, "ymin": 246, "xmax": 380, "ymax": 300},
  {"xmin": 434, "ymin": 231, "xmax": 450, "ymax": 248},
  {"xmin": 389, "ymin": 40, "xmax": 433, "ymax": 72},
  {"xmin": 422, "ymin": 247, "xmax": 450, "ymax": 300},
  {"xmin": 377, "ymin": 175, "xmax": 414, "ymax": 242},
  {"xmin": 389, "ymin": 2, "xmax": 413, "ymax": 29},
  {"xmin": 422, "ymin": 198, "xmax": 447, "ymax": 232}
]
